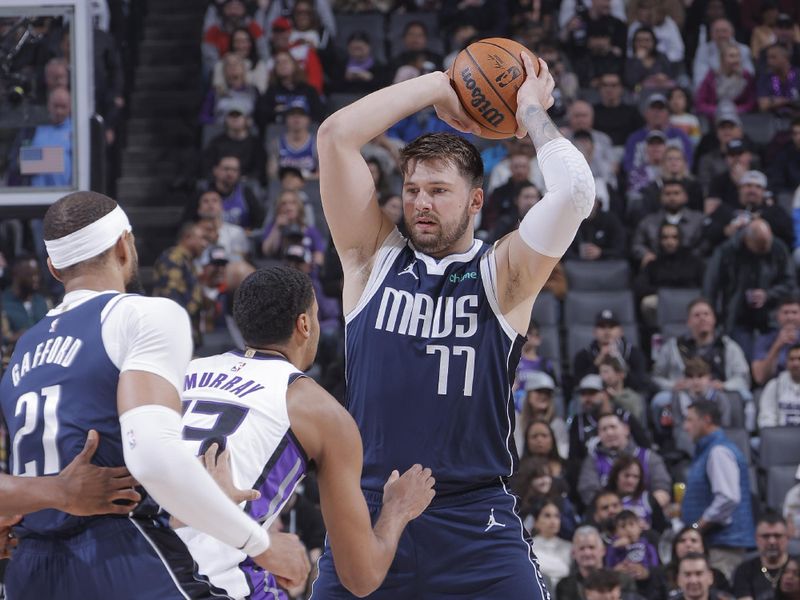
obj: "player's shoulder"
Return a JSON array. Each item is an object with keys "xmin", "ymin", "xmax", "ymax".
[{"xmin": 108, "ymin": 294, "xmax": 189, "ymax": 326}]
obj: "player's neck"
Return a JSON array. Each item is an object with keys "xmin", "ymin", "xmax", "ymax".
[
  {"xmin": 245, "ymin": 345, "xmax": 301, "ymax": 369},
  {"xmin": 63, "ymin": 272, "xmax": 125, "ymax": 295}
]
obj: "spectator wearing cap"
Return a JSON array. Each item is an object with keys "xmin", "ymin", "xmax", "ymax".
[
  {"xmin": 695, "ymin": 106, "xmax": 750, "ymax": 193},
  {"xmin": 624, "ymin": 26, "xmax": 680, "ymax": 91},
  {"xmin": 514, "ymin": 372, "xmax": 569, "ymax": 461},
  {"xmin": 567, "ymin": 199, "xmax": 628, "ymax": 261},
  {"xmin": 752, "ymin": 296, "xmax": 800, "ymax": 385},
  {"xmin": 208, "ymin": 155, "xmax": 265, "ymax": 230},
  {"xmin": 626, "ymin": 129, "xmax": 670, "ymax": 200},
  {"xmin": 334, "ymin": 31, "xmax": 389, "ymax": 94},
  {"xmin": 203, "ymin": 0, "xmax": 266, "ymax": 69},
  {"xmin": 258, "ymin": 0, "xmax": 337, "ymax": 48},
  {"xmin": 197, "ymin": 244, "xmax": 230, "ymax": 332},
  {"xmin": 568, "ymin": 376, "xmax": 651, "ymax": 467},
  {"xmin": 767, "ymin": 117, "xmax": 800, "ymax": 195},
  {"xmin": 705, "ymin": 138, "xmax": 758, "ymax": 208},
  {"xmin": 634, "ymin": 222, "xmax": 705, "ymax": 326},
  {"xmin": 256, "ymin": 50, "xmax": 324, "ymax": 128},
  {"xmin": 682, "ymin": 401, "xmax": 756, "ymax": 580},
  {"xmin": 211, "ymin": 27, "xmax": 269, "ymax": 94},
  {"xmin": 704, "ymin": 169, "xmax": 794, "ymax": 250},
  {"xmin": 572, "ymin": 310, "xmax": 650, "ymax": 393},
  {"xmin": 693, "ymin": 17, "xmax": 755, "ymax": 90},
  {"xmin": 200, "ymin": 53, "xmax": 260, "ymax": 126},
  {"xmin": 267, "ymin": 16, "xmax": 325, "ymax": 94},
  {"xmin": 631, "ymin": 146, "xmax": 704, "ymax": 224},
  {"xmin": 622, "ymin": 94, "xmax": 693, "ymax": 178},
  {"xmin": 757, "ymin": 43, "xmax": 800, "ymax": 118},
  {"xmin": 261, "ymin": 189, "xmax": 324, "ymax": 265},
  {"xmin": 195, "ymin": 190, "xmax": 250, "ymax": 262},
  {"xmin": 203, "ymin": 101, "xmax": 266, "ymax": 184},
  {"xmin": 283, "ymin": 243, "xmax": 340, "ymax": 333},
  {"xmin": 594, "ymin": 72, "xmax": 645, "ymax": 148},
  {"xmin": 266, "ymin": 103, "xmax": 318, "ymax": 180},
  {"xmin": 704, "ymin": 218, "xmax": 797, "ymax": 359},
  {"xmin": 695, "ymin": 42, "xmax": 758, "ymax": 120},
  {"xmin": 632, "ymin": 179, "xmax": 704, "ymax": 268},
  {"xmin": 578, "ymin": 411, "xmax": 671, "ymax": 508}
]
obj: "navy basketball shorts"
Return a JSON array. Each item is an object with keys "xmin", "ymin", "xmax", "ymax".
[
  {"xmin": 310, "ymin": 484, "xmax": 552, "ymax": 600},
  {"xmin": 5, "ymin": 516, "xmax": 231, "ymax": 600}
]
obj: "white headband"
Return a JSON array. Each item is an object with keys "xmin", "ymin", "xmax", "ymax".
[{"xmin": 45, "ymin": 206, "xmax": 132, "ymax": 269}]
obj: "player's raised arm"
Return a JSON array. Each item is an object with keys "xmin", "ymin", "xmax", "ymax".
[
  {"xmin": 494, "ymin": 53, "xmax": 596, "ymax": 334},
  {"xmin": 317, "ymin": 72, "xmax": 479, "ymax": 267},
  {"xmin": 288, "ymin": 377, "xmax": 434, "ymax": 597}
]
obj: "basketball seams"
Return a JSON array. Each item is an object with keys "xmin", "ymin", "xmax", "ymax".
[
  {"xmin": 464, "ymin": 46, "xmax": 517, "ymax": 132},
  {"xmin": 454, "ymin": 49, "xmax": 506, "ymax": 136}
]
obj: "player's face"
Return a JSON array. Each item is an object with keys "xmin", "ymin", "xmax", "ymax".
[{"xmin": 402, "ymin": 160, "xmax": 478, "ymax": 258}]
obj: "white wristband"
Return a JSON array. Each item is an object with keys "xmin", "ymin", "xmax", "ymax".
[{"xmin": 239, "ymin": 523, "xmax": 271, "ymax": 556}]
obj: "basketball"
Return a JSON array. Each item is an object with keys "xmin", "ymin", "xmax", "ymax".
[{"xmin": 450, "ymin": 38, "xmax": 540, "ymax": 139}]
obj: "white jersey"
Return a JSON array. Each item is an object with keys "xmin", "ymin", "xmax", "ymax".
[{"xmin": 176, "ymin": 349, "xmax": 308, "ymax": 599}]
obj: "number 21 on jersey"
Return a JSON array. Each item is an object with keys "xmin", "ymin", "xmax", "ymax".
[{"xmin": 12, "ymin": 385, "xmax": 61, "ymax": 476}]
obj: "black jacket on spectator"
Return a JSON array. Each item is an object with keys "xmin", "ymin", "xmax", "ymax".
[
  {"xmin": 766, "ymin": 140, "xmax": 800, "ymax": 194},
  {"xmin": 707, "ymin": 172, "xmax": 741, "ymax": 207},
  {"xmin": 648, "ymin": 565, "xmax": 730, "ymax": 600},
  {"xmin": 568, "ymin": 407, "xmax": 652, "ymax": 464},
  {"xmin": 702, "ymin": 202, "xmax": 795, "ymax": 251},
  {"xmin": 633, "ymin": 177, "xmax": 704, "ymax": 224},
  {"xmin": 567, "ymin": 209, "xmax": 628, "ymax": 259},
  {"xmin": 572, "ymin": 338, "xmax": 650, "ymax": 392},
  {"xmin": 573, "ymin": 51, "xmax": 626, "ymax": 88},
  {"xmin": 593, "ymin": 102, "xmax": 644, "ymax": 146},
  {"xmin": 203, "ymin": 133, "xmax": 267, "ymax": 185},
  {"xmin": 333, "ymin": 58, "xmax": 390, "ymax": 95},
  {"xmin": 481, "ymin": 178, "xmax": 529, "ymax": 233},
  {"xmin": 704, "ymin": 235, "xmax": 798, "ymax": 332},
  {"xmin": 634, "ymin": 247, "xmax": 705, "ymax": 299}
]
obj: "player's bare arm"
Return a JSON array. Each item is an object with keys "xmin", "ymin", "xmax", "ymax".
[
  {"xmin": 0, "ymin": 429, "xmax": 140, "ymax": 517},
  {"xmin": 494, "ymin": 53, "xmax": 595, "ymax": 335},
  {"xmin": 317, "ymin": 71, "xmax": 479, "ymax": 313},
  {"xmin": 287, "ymin": 377, "xmax": 435, "ymax": 597}
]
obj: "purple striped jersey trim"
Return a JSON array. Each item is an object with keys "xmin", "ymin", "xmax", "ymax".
[
  {"xmin": 247, "ymin": 433, "xmax": 307, "ymax": 523},
  {"xmin": 237, "ymin": 561, "xmax": 288, "ymax": 600}
]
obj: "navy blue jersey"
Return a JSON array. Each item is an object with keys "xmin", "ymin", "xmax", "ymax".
[
  {"xmin": 0, "ymin": 293, "xmax": 136, "ymax": 537},
  {"xmin": 345, "ymin": 231, "xmax": 525, "ymax": 494}
]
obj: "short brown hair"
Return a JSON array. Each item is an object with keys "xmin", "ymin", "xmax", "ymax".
[
  {"xmin": 683, "ymin": 356, "xmax": 711, "ymax": 378},
  {"xmin": 400, "ymin": 133, "xmax": 483, "ymax": 188},
  {"xmin": 599, "ymin": 355, "xmax": 626, "ymax": 374}
]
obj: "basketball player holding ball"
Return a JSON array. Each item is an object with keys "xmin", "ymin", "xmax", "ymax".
[{"xmin": 311, "ymin": 47, "xmax": 595, "ymax": 599}]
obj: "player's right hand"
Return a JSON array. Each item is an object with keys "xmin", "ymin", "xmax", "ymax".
[
  {"xmin": 432, "ymin": 71, "xmax": 482, "ymax": 136},
  {"xmin": 57, "ymin": 430, "xmax": 141, "ymax": 516},
  {"xmin": 514, "ymin": 53, "xmax": 555, "ymax": 138},
  {"xmin": 253, "ymin": 532, "xmax": 311, "ymax": 591},
  {"xmin": 382, "ymin": 464, "xmax": 436, "ymax": 521}
]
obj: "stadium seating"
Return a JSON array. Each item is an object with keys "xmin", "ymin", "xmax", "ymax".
[{"xmin": 563, "ymin": 260, "xmax": 631, "ymax": 291}]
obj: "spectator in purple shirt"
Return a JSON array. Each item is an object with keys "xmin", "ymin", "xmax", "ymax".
[
  {"xmin": 605, "ymin": 510, "xmax": 659, "ymax": 585},
  {"xmin": 757, "ymin": 43, "xmax": 800, "ymax": 118},
  {"xmin": 623, "ymin": 94, "xmax": 693, "ymax": 176}
]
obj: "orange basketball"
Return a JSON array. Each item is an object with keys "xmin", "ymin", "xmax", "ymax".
[{"xmin": 450, "ymin": 38, "xmax": 540, "ymax": 139}]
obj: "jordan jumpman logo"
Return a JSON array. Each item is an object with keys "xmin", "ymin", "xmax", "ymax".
[
  {"xmin": 484, "ymin": 508, "xmax": 506, "ymax": 532},
  {"xmin": 398, "ymin": 260, "xmax": 419, "ymax": 280}
]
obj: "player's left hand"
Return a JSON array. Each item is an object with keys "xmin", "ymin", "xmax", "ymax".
[
  {"xmin": 514, "ymin": 54, "xmax": 555, "ymax": 139},
  {"xmin": 0, "ymin": 514, "xmax": 21, "ymax": 559},
  {"xmin": 201, "ymin": 443, "xmax": 261, "ymax": 505}
]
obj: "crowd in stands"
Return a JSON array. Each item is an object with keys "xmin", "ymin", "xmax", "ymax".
[{"xmin": 5, "ymin": 0, "xmax": 800, "ymax": 598}]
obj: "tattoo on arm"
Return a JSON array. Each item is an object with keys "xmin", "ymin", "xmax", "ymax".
[{"xmin": 522, "ymin": 104, "xmax": 562, "ymax": 150}]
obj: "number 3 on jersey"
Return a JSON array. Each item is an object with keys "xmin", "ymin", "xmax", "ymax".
[
  {"xmin": 426, "ymin": 344, "xmax": 475, "ymax": 396},
  {"xmin": 181, "ymin": 399, "xmax": 249, "ymax": 453},
  {"xmin": 12, "ymin": 385, "xmax": 61, "ymax": 476}
]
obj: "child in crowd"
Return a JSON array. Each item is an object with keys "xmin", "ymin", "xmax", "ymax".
[{"xmin": 605, "ymin": 510, "xmax": 659, "ymax": 581}]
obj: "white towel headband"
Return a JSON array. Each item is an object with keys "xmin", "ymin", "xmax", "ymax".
[{"xmin": 44, "ymin": 205, "xmax": 132, "ymax": 269}]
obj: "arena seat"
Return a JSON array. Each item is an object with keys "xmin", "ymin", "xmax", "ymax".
[{"xmin": 564, "ymin": 260, "xmax": 631, "ymax": 291}]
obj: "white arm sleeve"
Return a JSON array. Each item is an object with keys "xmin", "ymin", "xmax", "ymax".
[
  {"xmin": 120, "ymin": 405, "xmax": 270, "ymax": 557},
  {"xmin": 518, "ymin": 138, "xmax": 596, "ymax": 258}
]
